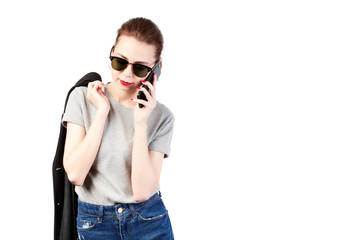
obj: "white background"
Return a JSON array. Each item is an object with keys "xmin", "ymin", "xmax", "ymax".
[{"xmin": 0, "ymin": 0, "xmax": 359, "ymax": 239}]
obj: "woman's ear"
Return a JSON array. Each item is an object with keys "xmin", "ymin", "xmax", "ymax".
[{"xmin": 159, "ymin": 57, "xmax": 162, "ymax": 69}]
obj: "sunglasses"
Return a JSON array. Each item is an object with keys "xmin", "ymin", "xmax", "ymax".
[{"xmin": 109, "ymin": 47, "xmax": 157, "ymax": 78}]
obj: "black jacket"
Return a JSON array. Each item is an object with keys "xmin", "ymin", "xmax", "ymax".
[{"xmin": 52, "ymin": 72, "xmax": 102, "ymax": 240}]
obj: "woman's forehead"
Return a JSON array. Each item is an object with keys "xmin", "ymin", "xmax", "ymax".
[{"xmin": 114, "ymin": 35, "xmax": 156, "ymax": 64}]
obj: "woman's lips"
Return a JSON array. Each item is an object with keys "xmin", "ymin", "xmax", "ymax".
[{"xmin": 120, "ymin": 80, "xmax": 134, "ymax": 86}]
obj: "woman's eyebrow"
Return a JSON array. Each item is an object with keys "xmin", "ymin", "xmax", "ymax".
[{"xmin": 116, "ymin": 52, "xmax": 150, "ymax": 65}]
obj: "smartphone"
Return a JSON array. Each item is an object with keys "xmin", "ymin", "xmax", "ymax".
[{"xmin": 137, "ymin": 61, "xmax": 161, "ymax": 108}]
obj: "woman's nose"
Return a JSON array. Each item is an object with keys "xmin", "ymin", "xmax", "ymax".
[{"xmin": 122, "ymin": 64, "xmax": 133, "ymax": 77}]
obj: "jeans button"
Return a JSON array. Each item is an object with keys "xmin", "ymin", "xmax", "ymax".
[{"xmin": 118, "ymin": 208, "xmax": 124, "ymax": 213}]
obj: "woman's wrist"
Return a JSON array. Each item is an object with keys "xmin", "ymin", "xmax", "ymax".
[
  {"xmin": 95, "ymin": 107, "xmax": 110, "ymax": 119},
  {"xmin": 134, "ymin": 122, "xmax": 148, "ymax": 131}
]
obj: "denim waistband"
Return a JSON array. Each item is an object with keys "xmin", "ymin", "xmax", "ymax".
[{"xmin": 77, "ymin": 192, "xmax": 161, "ymax": 218}]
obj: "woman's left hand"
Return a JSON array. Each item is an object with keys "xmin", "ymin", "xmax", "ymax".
[{"xmin": 132, "ymin": 74, "xmax": 158, "ymax": 125}]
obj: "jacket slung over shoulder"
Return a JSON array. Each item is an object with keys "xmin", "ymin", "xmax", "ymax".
[{"xmin": 52, "ymin": 72, "xmax": 102, "ymax": 240}]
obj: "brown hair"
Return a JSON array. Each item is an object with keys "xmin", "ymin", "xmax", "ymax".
[{"xmin": 114, "ymin": 17, "xmax": 164, "ymax": 61}]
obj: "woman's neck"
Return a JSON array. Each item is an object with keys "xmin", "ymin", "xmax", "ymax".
[{"xmin": 107, "ymin": 82, "xmax": 137, "ymax": 109}]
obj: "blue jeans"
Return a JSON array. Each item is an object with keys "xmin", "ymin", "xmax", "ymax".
[{"xmin": 77, "ymin": 192, "xmax": 174, "ymax": 240}]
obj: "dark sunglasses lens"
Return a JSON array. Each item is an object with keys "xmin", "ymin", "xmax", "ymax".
[
  {"xmin": 111, "ymin": 58, "xmax": 128, "ymax": 71},
  {"xmin": 133, "ymin": 64, "xmax": 149, "ymax": 78}
]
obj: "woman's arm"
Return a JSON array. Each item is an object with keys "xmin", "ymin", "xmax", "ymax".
[
  {"xmin": 63, "ymin": 81, "xmax": 110, "ymax": 186},
  {"xmin": 131, "ymin": 76, "xmax": 164, "ymax": 202},
  {"xmin": 131, "ymin": 122, "xmax": 164, "ymax": 202},
  {"xmin": 63, "ymin": 110, "xmax": 108, "ymax": 186}
]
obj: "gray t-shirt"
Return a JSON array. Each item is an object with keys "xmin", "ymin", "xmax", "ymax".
[{"xmin": 62, "ymin": 83, "xmax": 174, "ymax": 205}]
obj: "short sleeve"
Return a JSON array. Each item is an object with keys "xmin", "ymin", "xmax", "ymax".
[
  {"xmin": 148, "ymin": 113, "xmax": 175, "ymax": 158},
  {"xmin": 62, "ymin": 87, "xmax": 85, "ymax": 128}
]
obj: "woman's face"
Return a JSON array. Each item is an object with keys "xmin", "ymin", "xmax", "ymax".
[{"xmin": 110, "ymin": 35, "xmax": 157, "ymax": 91}]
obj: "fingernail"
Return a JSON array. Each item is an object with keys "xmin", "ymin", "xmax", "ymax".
[
  {"xmin": 137, "ymin": 87, "xmax": 141, "ymax": 89},
  {"xmin": 142, "ymin": 80, "xmax": 146, "ymax": 83},
  {"xmin": 130, "ymin": 99, "xmax": 133, "ymax": 101}
]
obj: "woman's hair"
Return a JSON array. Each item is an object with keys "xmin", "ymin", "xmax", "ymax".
[{"xmin": 114, "ymin": 17, "xmax": 164, "ymax": 61}]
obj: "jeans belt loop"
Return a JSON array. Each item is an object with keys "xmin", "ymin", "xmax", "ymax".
[
  {"xmin": 128, "ymin": 204, "xmax": 137, "ymax": 218},
  {"xmin": 98, "ymin": 205, "xmax": 104, "ymax": 223}
]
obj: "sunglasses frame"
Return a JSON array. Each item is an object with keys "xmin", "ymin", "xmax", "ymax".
[{"xmin": 109, "ymin": 46, "xmax": 156, "ymax": 78}]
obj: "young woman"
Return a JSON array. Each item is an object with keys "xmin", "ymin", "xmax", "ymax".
[{"xmin": 62, "ymin": 17, "xmax": 175, "ymax": 239}]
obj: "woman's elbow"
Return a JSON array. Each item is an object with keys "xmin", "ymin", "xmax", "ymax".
[
  {"xmin": 133, "ymin": 193, "xmax": 151, "ymax": 203},
  {"xmin": 66, "ymin": 172, "xmax": 84, "ymax": 186},
  {"xmin": 132, "ymin": 180, "xmax": 159, "ymax": 202},
  {"xmin": 133, "ymin": 187, "xmax": 156, "ymax": 202},
  {"xmin": 68, "ymin": 177, "xmax": 84, "ymax": 187},
  {"xmin": 64, "ymin": 164, "xmax": 84, "ymax": 186}
]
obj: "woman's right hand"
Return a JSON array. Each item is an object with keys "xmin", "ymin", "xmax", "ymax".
[{"xmin": 87, "ymin": 81, "xmax": 110, "ymax": 115}]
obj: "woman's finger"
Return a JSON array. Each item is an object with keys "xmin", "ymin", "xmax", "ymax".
[
  {"xmin": 131, "ymin": 98, "xmax": 149, "ymax": 107},
  {"xmin": 138, "ymin": 87, "xmax": 153, "ymax": 102},
  {"xmin": 88, "ymin": 80, "xmax": 101, "ymax": 87},
  {"xmin": 92, "ymin": 82, "xmax": 104, "ymax": 93},
  {"xmin": 141, "ymin": 79, "xmax": 156, "ymax": 99}
]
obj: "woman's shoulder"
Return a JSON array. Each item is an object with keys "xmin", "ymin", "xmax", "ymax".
[
  {"xmin": 67, "ymin": 86, "xmax": 88, "ymax": 102},
  {"xmin": 65, "ymin": 86, "xmax": 90, "ymax": 110},
  {"xmin": 71, "ymin": 86, "xmax": 87, "ymax": 96},
  {"xmin": 153, "ymin": 101, "xmax": 175, "ymax": 121}
]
